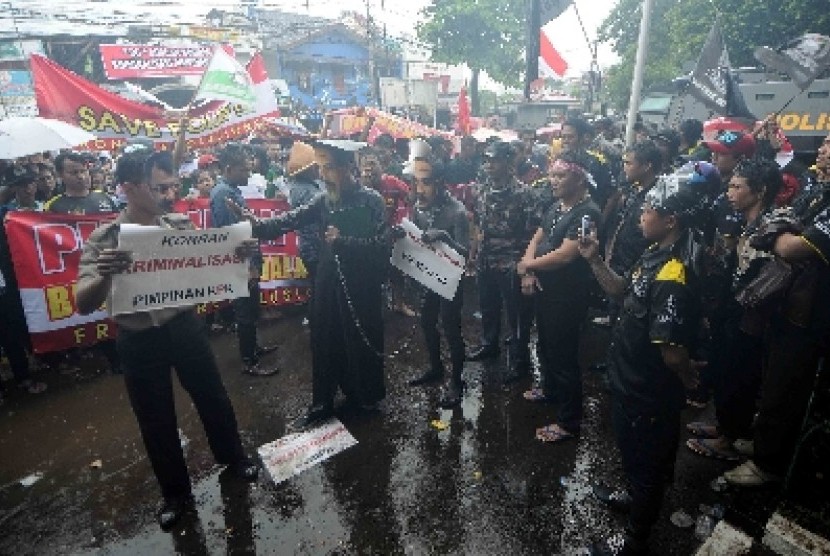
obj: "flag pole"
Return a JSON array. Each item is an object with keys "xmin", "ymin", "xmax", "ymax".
[
  {"xmin": 624, "ymin": 0, "xmax": 654, "ymax": 147},
  {"xmin": 524, "ymin": 0, "xmax": 541, "ymax": 101}
]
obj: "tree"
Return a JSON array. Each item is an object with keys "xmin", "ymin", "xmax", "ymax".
[
  {"xmin": 417, "ymin": 0, "xmax": 526, "ymax": 116},
  {"xmin": 598, "ymin": 0, "xmax": 830, "ymax": 110}
]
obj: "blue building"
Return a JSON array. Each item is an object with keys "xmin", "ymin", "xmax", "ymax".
[{"xmin": 258, "ymin": 10, "xmax": 402, "ymax": 112}]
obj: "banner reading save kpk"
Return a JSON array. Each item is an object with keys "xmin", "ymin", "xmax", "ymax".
[
  {"xmin": 31, "ymin": 53, "xmax": 279, "ymax": 152},
  {"xmin": 112, "ymin": 222, "xmax": 251, "ymax": 315},
  {"xmin": 4, "ymin": 200, "xmax": 310, "ymax": 354}
]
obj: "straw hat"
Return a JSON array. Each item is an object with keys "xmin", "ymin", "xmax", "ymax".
[{"xmin": 286, "ymin": 141, "xmax": 317, "ymax": 177}]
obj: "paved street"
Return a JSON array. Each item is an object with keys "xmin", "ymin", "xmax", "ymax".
[{"xmin": 0, "ymin": 284, "xmax": 780, "ymax": 555}]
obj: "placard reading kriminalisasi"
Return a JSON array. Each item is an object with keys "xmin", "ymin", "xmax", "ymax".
[
  {"xmin": 112, "ymin": 222, "xmax": 251, "ymax": 316},
  {"xmin": 257, "ymin": 419, "xmax": 358, "ymax": 485},
  {"xmin": 390, "ymin": 218, "xmax": 465, "ymax": 300}
]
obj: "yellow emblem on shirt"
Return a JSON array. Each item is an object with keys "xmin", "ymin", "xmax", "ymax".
[{"xmin": 655, "ymin": 258, "xmax": 686, "ymax": 285}]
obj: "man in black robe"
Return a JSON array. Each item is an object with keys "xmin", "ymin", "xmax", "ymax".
[{"xmin": 230, "ymin": 140, "xmax": 389, "ymax": 431}]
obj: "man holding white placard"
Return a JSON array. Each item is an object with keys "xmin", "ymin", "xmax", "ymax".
[
  {"xmin": 405, "ymin": 156, "xmax": 470, "ymax": 408},
  {"xmin": 76, "ymin": 150, "xmax": 261, "ymax": 531}
]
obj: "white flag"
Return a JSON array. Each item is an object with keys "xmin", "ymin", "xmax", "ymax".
[{"xmin": 194, "ymin": 47, "xmax": 257, "ymax": 106}]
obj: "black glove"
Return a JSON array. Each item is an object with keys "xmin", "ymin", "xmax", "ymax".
[
  {"xmin": 422, "ymin": 229, "xmax": 450, "ymax": 244},
  {"xmin": 390, "ymin": 225, "xmax": 407, "ymax": 240}
]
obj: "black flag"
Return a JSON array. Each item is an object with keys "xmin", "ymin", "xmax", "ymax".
[
  {"xmin": 755, "ymin": 33, "xmax": 830, "ymax": 90},
  {"xmin": 686, "ymin": 21, "xmax": 755, "ymax": 119}
]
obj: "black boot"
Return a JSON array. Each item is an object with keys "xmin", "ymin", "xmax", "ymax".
[
  {"xmin": 289, "ymin": 403, "xmax": 334, "ymax": 432},
  {"xmin": 467, "ymin": 344, "xmax": 499, "ymax": 361},
  {"xmin": 157, "ymin": 494, "xmax": 194, "ymax": 531},
  {"xmin": 409, "ymin": 369, "xmax": 444, "ymax": 386},
  {"xmin": 439, "ymin": 379, "xmax": 465, "ymax": 408}
]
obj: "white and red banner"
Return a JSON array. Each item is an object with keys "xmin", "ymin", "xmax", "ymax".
[
  {"xmin": 112, "ymin": 222, "xmax": 252, "ymax": 315},
  {"xmin": 257, "ymin": 419, "xmax": 358, "ymax": 485},
  {"xmin": 5, "ymin": 211, "xmax": 119, "ymax": 354},
  {"xmin": 390, "ymin": 218, "xmax": 465, "ymax": 300},
  {"xmin": 99, "ymin": 44, "xmax": 215, "ymax": 80},
  {"xmin": 539, "ymin": 28, "xmax": 568, "ymax": 78},
  {"xmin": 3, "ymin": 199, "xmax": 309, "ymax": 354},
  {"xmin": 31, "ymin": 52, "xmax": 279, "ymax": 151}
]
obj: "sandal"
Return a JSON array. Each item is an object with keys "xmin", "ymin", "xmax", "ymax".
[
  {"xmin": 686, "ymin": 421, "xmax": 719, "ymax": 439},
  {"xmin": 535, "ymin": 423, "xmax": 575, "ymax": 443},
  {"xmin": 686, "ymin": 438, "xmax": 740, "ymax": 461},
  {"xmin": 523, "ymin": 388, "xmax": 552, "ymax": 402}
]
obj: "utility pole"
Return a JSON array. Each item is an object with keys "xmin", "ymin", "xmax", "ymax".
[
  {"xmin": 524, "ymin": 0, "xmax": 540, "ymax": 102},
  {"xmin": 625, "ymin": 0, "xmax": 653, "ymax": 147},
  {"xmin": 366, "ymin": 0, "xmax": 382, "ymax": 107}
]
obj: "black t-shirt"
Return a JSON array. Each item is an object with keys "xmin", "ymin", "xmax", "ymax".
[
  {"xmin": 45, "ymin": 191, "xmax": 117, "ymax": 214},
  {"xmin": 607, "ymin": 186, "xmax": 649, "ymax": 275},
  {"xmin": 534, "ymin": 197, "xmax": 601, "ymax": 297},
  {"xmin": 610, "ymin": 242, "xmax": 698, "ymax": 415}
]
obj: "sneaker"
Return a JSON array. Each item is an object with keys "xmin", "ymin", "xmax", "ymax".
[
  {"xmin": 723, "ymin": 460, "xmax": 781, "ymax": 487},
  {"xmin": 243, "ymin": 360, "xmax": 278, "ymax": 377}
]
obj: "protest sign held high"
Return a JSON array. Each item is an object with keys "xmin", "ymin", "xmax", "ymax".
[{"xmin": 112, "ymin": 221, "xmax": 251, "ymax": 316}]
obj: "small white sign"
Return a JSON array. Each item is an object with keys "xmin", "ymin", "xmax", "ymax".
[
  {"xmin": 257, "ymin": 419, "xmax": 358, "ymax": 485},
  {"xmin": 112, "ymin": 221, "xmax": 251, "ymax": 315},
  {"xmin": 391, "ymin": 218, "xmax": 465, "ymax": 300}
]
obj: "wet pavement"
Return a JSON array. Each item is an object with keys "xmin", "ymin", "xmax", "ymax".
[{"xmin": 0, "ymin": 283, "xmax": 783, "ymax": 555}]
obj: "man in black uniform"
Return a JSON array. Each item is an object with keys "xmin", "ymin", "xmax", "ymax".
[
  {"xmin": 233, "ymin": 140, "xmax": 390, "ymax": 431},
  {"xmin": 76, "ymin": 151, "xmax": 259, "ymax": 531},
  {"xmin": 560, "ymin": 117, "xmax": 614, "ymax": 210},
  {"xmin": 724, "ymin": 138, "xmax": 830, "ymax": 486},
  {"xmin": 467, "ymin": 141, "xmax": 536, "ymax": 382},
  {"xmin": 406, "ymin": 157, "xmax": 470, "ymax": 408},
  {"xmin": 580, "ymin": 176, "xmax": 704, "ymax": 555}
]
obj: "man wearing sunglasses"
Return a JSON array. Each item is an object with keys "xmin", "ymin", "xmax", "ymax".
[{"xmin": 76, "ymin": 150, "xmax": 261, "ymax": 531}]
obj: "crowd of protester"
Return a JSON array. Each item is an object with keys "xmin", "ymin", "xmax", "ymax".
[{"xmin": 1, "ymin": 113, "xmax": 828, "ymax": 553}]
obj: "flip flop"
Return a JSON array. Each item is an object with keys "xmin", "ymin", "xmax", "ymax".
[
  {"xmin": 523, "ymin": 388, "xmax": 552, "ymax": 402},
  {"xmin": 686, "ymin": 421, "xmax": 719, "ymax": 439},
  {"xmin": 686, "ymin": 438, "xmax": 740, "ymax": 461},
  {"xmin": 535, "ymin": 423, "xmax": 575, "ymax": 443}
]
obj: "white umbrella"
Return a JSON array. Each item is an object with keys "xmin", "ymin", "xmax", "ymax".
[{"xmin": 0, "ymin": 117, "xmax": 97, "ymax": 159}]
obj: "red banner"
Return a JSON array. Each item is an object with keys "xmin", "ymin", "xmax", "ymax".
[
  {"xmin": 31, "ymin": 53, "xmax": 279, "ymax": 151},
  {"xmin": 172, "ymin": 198, "xmax": 311, "ymax": 306},
  {"xmin": 329, "ymin": 107, "xmax": 453, "ymax": 143},
  {"xmin": 4, "ymin": 200, "xmax": 309, "ymax": 354},
  {"xmin": 100, "ymin": 44, "xmax": 215, "ymax": 79},
  {"xmin": 4, "ymin": 211, "xmax": 119, "ymax": 354}
]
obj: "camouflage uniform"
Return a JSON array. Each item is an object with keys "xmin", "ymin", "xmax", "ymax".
[{"xmin": 471, "ymin": 176, "xmax": 537, "ymax": 366}]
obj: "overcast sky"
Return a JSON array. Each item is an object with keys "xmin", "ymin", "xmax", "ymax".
[{"xmin": 6, "ymin": 0, "xmax": 620, "ymax": 77}]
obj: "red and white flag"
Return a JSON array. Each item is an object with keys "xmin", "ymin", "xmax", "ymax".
[
  {"xmin": 539, "ymin": 28, "xmax": 568, "ymax": 78},
  {"xmin": 247, "ymin": 51, "xmax": 280, "ymax": 117}
]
